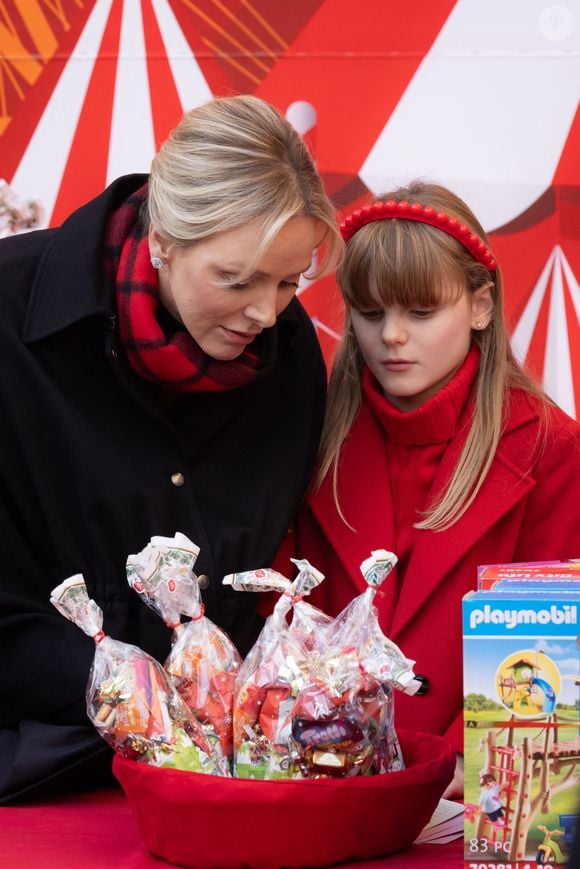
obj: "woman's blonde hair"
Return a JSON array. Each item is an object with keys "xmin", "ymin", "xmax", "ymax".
[
  {"xmin": 148, "ymin": 94, "xmax": 342, "ymax": 278},
  {"xmin": 319, "ymin": 181, "xmax": 549, "ymax": 531}
]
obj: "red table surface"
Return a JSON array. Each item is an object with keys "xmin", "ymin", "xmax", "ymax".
[{"xmin": 0, "ymin": 787, "xmax": 463, "ymax": 869}]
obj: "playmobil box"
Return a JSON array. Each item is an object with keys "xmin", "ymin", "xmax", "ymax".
[
  {"xmin": 463, "ymin": 577, "xmax": 580, "ymax": 869},
  {"xmin": 477, "ymin": 560, "xmax": 580, "ymax": 591}
]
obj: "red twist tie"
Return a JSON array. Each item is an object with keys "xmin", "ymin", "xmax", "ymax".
[
  {"xmin": 282, "ymin": 591, "xmax": 305, "ymax": 604},
  {"xmin": 191, "ymin": 604, "xmax": 205, "ymax": 621},
  {"xmin": 93, "ymin": 630, "xmax": 105, "ymax": 644}
]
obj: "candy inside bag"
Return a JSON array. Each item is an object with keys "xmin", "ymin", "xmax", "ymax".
[
  {"xmin": 126, "ymin": 532, "xmax": 241, "ymax": 759},
  {"xmin": 289, "ymin": 550, "xmax": 419, "ymax": 778},
  {"xmin": 50, "ymin": 574, "xmax": 229, "ymax": 776},
  {"xmin": 289, "ymin": 656, "xmax": 392, "ymax": 778},
  {"xmin": 223, "ymin": 559, "xmax": 330, "ymax": 779}
]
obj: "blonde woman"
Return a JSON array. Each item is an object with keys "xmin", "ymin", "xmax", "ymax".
[
  {"xmin": 293, "ymin": 181, "xmax": 580, "ymax": 797},
  {"xmin": 0, "ymin": 95, "xmax": 342, "ymax": 803}
]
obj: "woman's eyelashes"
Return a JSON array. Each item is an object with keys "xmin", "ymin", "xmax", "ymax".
[
  {"xmin": 219, "ymin": 273, "xmax": 300, "ymax": 291},
  {"xmin": 216, "ymin": 272, "xmax": 249, "ymax": 289}
]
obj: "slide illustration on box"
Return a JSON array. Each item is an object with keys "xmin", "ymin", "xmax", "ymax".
[{"xmin": 496, "ymin": 650, "xmax": 561, "ymax": 718}]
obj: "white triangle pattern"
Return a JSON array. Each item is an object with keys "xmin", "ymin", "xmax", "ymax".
[
  {"xmin": 310, "ymin": 316, "xmax": 341, "ymax": 341},
  {"xmin": 510, "ymin": 248, "xmax": 555, "ymax": 365},
  {"xmin": 560, "ymin": 249, "xmax": 580, "ymax": 323},
  {"xmin": 10, "ymin": 0, "xmax": 214, "ymax": 225},
  {"xmin": 106, "ymin": 0, "xmax": 156, "ymax": 183},
  {"xmin": 544, "ymin": 247, "xmax": 575, "ymax": 417},
  {"xmin": 10, "ymin": 0, "xmax": 113, "ymax": 228},
  {"xmin": 150, "ymin": 0, "xmax": 212, "ymax": 112},
  {"xmin": 510, "ymin": 245, "xmax": 577, "ymax": 417}
]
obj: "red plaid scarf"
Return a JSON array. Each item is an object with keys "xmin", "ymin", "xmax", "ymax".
[{"xmin": 104, "ymin": 184, "xmax": 274, "ymax": 392}]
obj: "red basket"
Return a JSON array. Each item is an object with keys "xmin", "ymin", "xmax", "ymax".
[{"xmin": 113, "ymin": 728, "xmax": 455, "ymax": 869}]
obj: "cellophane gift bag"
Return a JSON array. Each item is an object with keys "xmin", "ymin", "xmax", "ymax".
[
  {"xmin": 288, "ymin": 549, "xmax": 421, "ymax": 778},
  {"xmin": 126, "ymin": 532, "xmax": 241, "ymax": 761},
  {"xmin": 224, "ymin": 558, "xmax": 331, "ymax": 779},
  {"xmin": 50, "ymin": 574, "xmax": 229, "ymax": 775}
]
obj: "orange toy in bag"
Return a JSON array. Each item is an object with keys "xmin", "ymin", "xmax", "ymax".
[
  {"xmin": 223, "ymin": 559, "xmax": 331, "ymax": 779},
  {"xmin": 289, "ymin": 549, "xmax": 422, "ymax": 778},
  {"xmin": 50, "ymin": 575, "xmax": 229, "ymax": 775},
  {"xmin": 126, "ymin": 532, "xmax": 241, "ymax": 759}
]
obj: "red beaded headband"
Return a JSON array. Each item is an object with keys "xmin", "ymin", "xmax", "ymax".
[{"xmin": 340, "ymin": 200, "xmax": 497, "ymax": 272}]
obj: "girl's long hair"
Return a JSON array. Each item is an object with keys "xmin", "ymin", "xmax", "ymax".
[{"xmin": 318, "ymin": 181, "xmax": 549, "ymax": 531}]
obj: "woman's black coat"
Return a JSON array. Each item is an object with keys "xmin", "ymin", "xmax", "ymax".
[{"xmin": 0, "ymin": 175, "xmax": 326, "ymax": 802}]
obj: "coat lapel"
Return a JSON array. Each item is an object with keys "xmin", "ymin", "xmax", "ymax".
[{"xmin": 310, "ymin": 392, "xmax": 540, "ymax": 640}]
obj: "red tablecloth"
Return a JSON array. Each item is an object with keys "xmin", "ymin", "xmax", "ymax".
[{"xmin": 0, "ymin": 787, "xmax": 464, "ymax": 868}]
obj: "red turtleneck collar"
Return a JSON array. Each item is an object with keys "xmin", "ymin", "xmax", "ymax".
[{"xmin": 362, "ymin": 345, "xmax": 480, "ymax": 446}]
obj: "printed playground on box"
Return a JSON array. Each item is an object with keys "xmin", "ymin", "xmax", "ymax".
[{"xmin": 462, "ymin": 567, "xmax": 580, "ymax": 868}]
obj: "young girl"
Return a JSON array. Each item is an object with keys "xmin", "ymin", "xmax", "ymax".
[{"xmin": 293, "ymin": 181, "xmax": 580, "ymax": 796}]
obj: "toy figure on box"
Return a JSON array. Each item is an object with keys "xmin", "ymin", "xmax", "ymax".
[
  {"xmin": 289, "ymin": 181, "xmax": 580, "ymax": 798},
  {"xmin": 478, "ymin": 773, "xmax": 504, "ymax": 825},
  {"xmin": 0, "ymin": 95, "xmax": 342, "ymax": 804}
]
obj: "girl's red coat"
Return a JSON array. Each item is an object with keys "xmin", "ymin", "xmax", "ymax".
[{"xmin": 293, "ymin": 389, "xmax": 580, "ymax": 753}]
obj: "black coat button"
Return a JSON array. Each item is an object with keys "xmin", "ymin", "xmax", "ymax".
[{"xmin": 414, "ymin": 674, "xmax": 430, "ymax": 695}]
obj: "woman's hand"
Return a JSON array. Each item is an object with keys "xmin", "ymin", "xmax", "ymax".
[{"xmin": 442, "ymin": 753, "xmax": 464, "ymax": 800}]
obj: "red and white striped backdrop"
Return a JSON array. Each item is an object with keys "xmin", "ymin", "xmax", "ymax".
[{"xmin": 2, "ymin": 0, "xmax": 579, "ymax": 416}]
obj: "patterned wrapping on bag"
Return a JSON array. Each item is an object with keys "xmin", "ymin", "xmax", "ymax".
[
  {"xmin": 225, "ymin": 559, "xmax": 330, "ymax": 779},
  {"xmin": 50, "ymin": 574, "xmax": 230, "ymax": 776},
  {"xmin": 288, "ymin": 550, "xmax": 418, "ymax": 777},
  {"xmin": 126, "ymin": 532, "xmax": 241, "ymax": 759}
]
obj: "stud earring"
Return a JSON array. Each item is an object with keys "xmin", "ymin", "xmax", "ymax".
[{"xmin": 150, "ymin": 256, "xmax": 164, "ymax": 269}]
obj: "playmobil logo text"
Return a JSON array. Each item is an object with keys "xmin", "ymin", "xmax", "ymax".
[{"xmin": 469, "ymin": 604, "xmax": 578, "ymax": 630}]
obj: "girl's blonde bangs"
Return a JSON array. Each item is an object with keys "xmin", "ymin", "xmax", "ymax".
[{"xmin": 339, "ymin": 220, "xmax": 467, "ymax": 310}]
